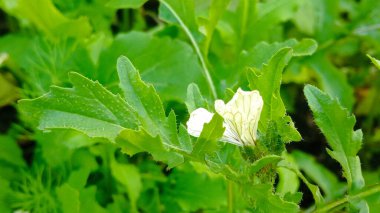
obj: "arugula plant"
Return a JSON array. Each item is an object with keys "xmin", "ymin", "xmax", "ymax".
[
  {"xmin": 17, "ymin": 53, "xmax": 380, "ymax": 212},
  {"xmin": 1, "ymin": 0, "xmax": 380, "ymax": 212}
]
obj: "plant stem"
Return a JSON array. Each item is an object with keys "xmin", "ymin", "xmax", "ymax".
[
  {"xmin": 313, "ymin": 184, "xmax": 380, "ymax": 213},
  {"xmin": 240, "ymin": 0, "xmax": 249, "ymax": 40},
  {"xmin": 160, "ymin": 0, "xmax": 218, "ymax": 100}
]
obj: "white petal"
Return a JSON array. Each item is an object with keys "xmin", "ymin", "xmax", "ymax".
[
  {"xmin": 221, "ymin": 124, "xmax": 243, "ymax": 146},
  {"xmin": 186, "ymin": 108, "xmax": 214, "ymax": 137},
  {"xmin": 214, "ymin": 88, "xmax": 263, "ymax": 146},
  {"xmin": 214, "ymin": 100, "xmax": 226, "ymax": 115},
  {"xmin": 186, "ymin": 107, "xmax": 242, "ymax": 146}
]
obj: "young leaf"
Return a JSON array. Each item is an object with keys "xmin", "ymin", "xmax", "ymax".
[
  {"xmin": 191, "ymin": 114, "xmax": 225, "ymax": 160},
  {"xmin": 248, "ymin": 48, "xmax": 301, "ymax": 143},
  {"xmin": 304, "ymin": 84, "xmax": 365, "ymax": 192},
  {"xmin": 185, "ymin": 83, "xmax": 209, "ymax": 112},
  {"xmin": 18, "ymin": 72, "xmax": 139, "ymax": 141}
]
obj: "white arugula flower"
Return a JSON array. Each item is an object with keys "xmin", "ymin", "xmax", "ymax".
[{"xmin": 187, "ymin": 88, "xmax": 263, "ymax": 146}]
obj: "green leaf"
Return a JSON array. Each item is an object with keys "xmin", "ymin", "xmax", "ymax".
[
  {"xmin": 305, "ymin": 0, "xmax": 339, "ymax": 42},
  {"xmin": 304, "ymin": 84, "xmax": 365, "ymax": 192},
  {"xmin": 246, "ymin": 184, "xmax": 299, "ymax": 213},
  {"xmin": 18, "ymin": 72, "xmax": 139, "ymax": 141},
  {"xmin": 307, "ymin": 52, "xmax": 354, "ymax": 110},
  {"xmin": 0, "ymin": 178, "xmax": 12, "ymax": 212},
  {"xmin": 275, "ymin": 116, "xmax": 302, "ymax": 144},
  {"xmin": 0, "ymin": 72, "xmax": 19, "ymax": 107},
  {"xmin": 116, "ymin": 128, "xmax": 183, "ymax": 168},
  {"xmin": 241, "ymin": 38, "xmax": 318, "ymax": 69},
  {"xmin": 248, "ymin": 48, "xmax": 292, "ymax": 126},
  {"xmin": 245, "ymin": 0, "xmax": 303, "ymax": 46},
  {"xmin": 278, "ymin": 159, "xmax": 324, "ymax": 206},
  {"xmin": 158, "ymin": 0, "xmax": 217, "ymax": 98},
  {"xmin": 185, "ymin": 83, "xmax": 209, "ymax": 113},
  {"xmin": 368, "ymin": 54, "xmax": 380, "ymax": 70},
  {"xmin": 276, "ymin": 153, "xmax": 300, "ymax": 197},
  {"xmin": 162, "ymin": 169, "xmax": 226, "ymax": 212},
  {"xmin": 277, "ymin": 167, "xmax": 299, "ymax": 196},
  {"xmin": 117, "ymin": 56, "xmax": 167, "ymax": 134},
  {"xmin": 18, "ymin": 56, "xmax": 193, "ymax": 168},
  {"xmin": 292, "ymin": 150, "xmax": 345, "ymax": 199},
  {"xmin": 192, "ymin": 113, "xmax": 225, "ymax": 159},
  {"xmin": 283, "ymin": 192, "xmax": 303, "ymax": 204},
  {"xmin": 0, "ymin": 135, "xmax": 26, "ymax": 168},
  {"xmin": 248, "ymin": 155, "xmax": 282, "ymax": 175},
  {"xmin": 0, "ymin": 35, "xmax": 98, "ymax": 98},
  {"xmin": 197, "ymin": 0, "xmax": 229, "ymax": 55},
  {"xmin": 78, "ymin": 187, "xmax": 108, "ymax": 213},
  {"xmin": 205, "ymin": 145, "xmax": 242, "ymax": 181},
  {"xmin": 106, "ymin": 0, "xmax": 148, "ymax": 9},
  {"xmin": 116, "ymin": 56, "xmax": 192, "ymax": 164},
  {"xmin": 98, "ymin": 31, "xmax": 207, "ymax": 101},
  {"xmin": 67, "ymin": 167, "xmax": 92, "ymax": 190},
  {"xmin": 56, "ymin": 184, "xmax": 80, "ymax": 213},
  {"xmin": 248, "ymin": 48, "xmax": 301, "ymax": 143},
  {"xmin": 159, "ymin": 0, "xmax": 202, "ymax": 42},
  {"xmin": 0, "ymin": 0, "xmax": 92, "ymax": 40},
  {"xmin": 110, "ymin": 161, "xmax": 141, "ymax": 213},
  {"xmin": 259, "ymin": 121, "xmax": 285, "ymax": 155}
]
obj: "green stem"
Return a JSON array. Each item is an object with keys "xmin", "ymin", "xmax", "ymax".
[
  {"xmin": 240, "ymin": 0, "xmax": 249, "ymax": 40},
  {"xmin": 313, "ymin": 184, "xmax": 380, "ymax": 213},
  {"xmin": 278, "ymin": 162, "xmax": 324, "ymax": 205},
  {"xmin": 160, "ymin": 0, "xmax": 217, "ymax": 100}
]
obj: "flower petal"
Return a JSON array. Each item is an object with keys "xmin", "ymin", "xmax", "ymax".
[
  {"xmin": 221, "ymin": 125, "xmax": 243, "ymax": 146},
  {"xmin": 215, "ymin": 88, "xmax": 263, "ymax": 146},
  {"xmin": 186, "ymin": 108, "xmax": 214, "ymax": 137},
  {"xmin": 186, "ymin": 107, "xmax": 242, "ymax": 146}
]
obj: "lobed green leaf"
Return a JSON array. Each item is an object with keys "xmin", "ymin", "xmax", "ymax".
[
  {"xmin": 18, "ymin": 72, "xmax": 139, "ymax": 140},
  {"xmin": 304, "ymin": 85, "xmax": 365, "ymax": 192},
  {"xmin": 248, "ymin": 48, "xmax": 301, "ymax": 143}
]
